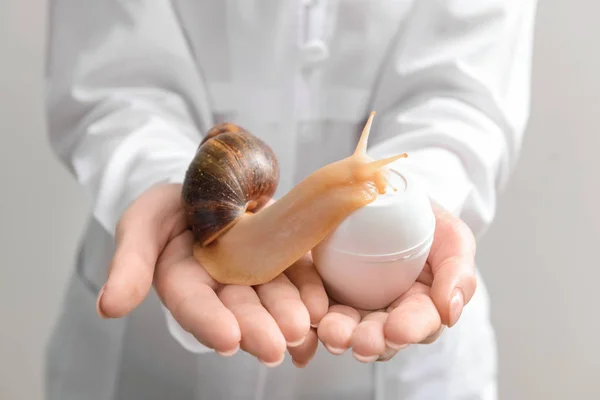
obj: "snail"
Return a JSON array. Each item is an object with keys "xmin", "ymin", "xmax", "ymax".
[{"xmin": 181, "ymin": 111, "xmax": 408, "ymax": 286}]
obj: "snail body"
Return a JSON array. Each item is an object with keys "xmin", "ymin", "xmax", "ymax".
[{"xmin": 181, "ymin": 112, "xmax": 407, "ymax": 286}]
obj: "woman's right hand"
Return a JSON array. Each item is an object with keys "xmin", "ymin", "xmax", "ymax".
[{"xmin": 96, "ymin": 183, "xmax": 329, "ymax": 368}]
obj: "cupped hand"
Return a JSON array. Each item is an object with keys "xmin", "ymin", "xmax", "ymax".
[
  {"xmin": 316, "ymin": 203, "xmax": 477, "ymax": 362},
  {"xmin": 96, "ymin": 183, "xmax": 329, "ymax": 367}
]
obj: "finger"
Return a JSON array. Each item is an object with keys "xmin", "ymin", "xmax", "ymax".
[
  {"xmin": 428, "ymin": 204, "xmax": 477, "ymax": 327},
  {"xmin": 98, "ymin": 183, "xmax": 187, "ymax": 318},
  {"xmin": 218, "ymin": 285, "xmax": 287, "ymax": 367},
  {"xmin": 255, "ymin": 274, "xmax": 311, "ymax": 347},
  {"xmin": 416, "ymin": 262, "xmax": 434, "ymax": 287},
  {"xmin": 154, "ymin": 232, "xmax": 241, "ymax": 355},
  {"xmin": 384, "ymin": 283, "xmax": 442, "ymax": 349},
  {"xmin": 285, "ymin": 254, "xmax": 329, "ymax": 328},
  {"xmin": 317, "ymin": 305, "xmax": 361, "ymax": 355},
  {"xmin": 288, "ymin": 328, "xmax": 319, "ymax": 368},
  {"xmin": 420, "ymin": 325, "xmax": 445, "ymax": 344},
  {"xmin": 351, "ymin": 312, "xmax": 388, "ymax": 363}
]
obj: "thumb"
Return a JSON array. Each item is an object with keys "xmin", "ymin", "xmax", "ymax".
[
  {"xmin": 97, "ymin": 183, "xmax": 187, "ymax": 318},
  {"xmin": 428, "ymin": 204, "xmax": 477, "ymax": 328}
]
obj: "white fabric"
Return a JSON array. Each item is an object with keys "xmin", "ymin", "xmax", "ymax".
[{"xmin": 44, "ymin": 0, "xmax": 538, "ymax": 399}]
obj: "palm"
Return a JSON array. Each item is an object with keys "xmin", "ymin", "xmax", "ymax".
[
  {"xmin": 316, "ymin": 204, "xmax": 477, "ymax": 362},
  {"xmin": 154, "ymin": 229, "xmax": 329, "ymax": 366},
  {"xmin": 97, "ymin": 183, "xmax": 329, "ymax": 367}
]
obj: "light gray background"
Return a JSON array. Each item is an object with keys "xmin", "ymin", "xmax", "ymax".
[{"xmin": 1, "ymin": 1, "xmax": 597, "ymax": 399}]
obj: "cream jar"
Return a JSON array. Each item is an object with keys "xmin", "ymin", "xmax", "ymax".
[{"xmin": 312, "ymin": 167, "xmax": 435, "ymax": 311}]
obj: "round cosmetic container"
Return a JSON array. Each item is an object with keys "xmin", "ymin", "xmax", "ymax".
[{"xmin": 312, "ymin": 167, "xmax": 435, "ymax": 311}]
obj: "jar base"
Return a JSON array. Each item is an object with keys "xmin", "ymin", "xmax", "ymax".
[{"xmin": 313, "ymin": 241, "xmax": 432, "ymax": 311}]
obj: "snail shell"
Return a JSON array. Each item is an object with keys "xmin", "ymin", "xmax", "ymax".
[{"xmin": 181, "ymin": 123, "xmax": 279, "ymax": 246}]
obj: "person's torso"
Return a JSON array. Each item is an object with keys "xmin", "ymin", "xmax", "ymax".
[{"xmin": 69, "ymin": 2, "xmax": 498, "ymax": 398}]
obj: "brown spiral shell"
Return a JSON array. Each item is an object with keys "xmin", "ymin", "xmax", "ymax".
[{"xmin": 181, "ymin": 123, "xmax": 280, "ymax": 246}]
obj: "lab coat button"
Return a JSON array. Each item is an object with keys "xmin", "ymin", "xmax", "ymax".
[{"xmin": 301, "ymin": 40, "xmax": 329, "ymax": 66}]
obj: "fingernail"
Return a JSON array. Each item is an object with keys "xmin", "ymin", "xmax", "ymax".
[
  {"xmin": 377, "ymin": 345, "xmax": 400, "ymax": 362},
  {"xmin": 352, "ymin": 351, "xmax": 379, "ymax": 363},
  {"xmin": 96, "ymin": 284, "xmax": 108, "ymax": 319},
  {"xmin": 325, "ymin": 345, "xmax": 346, "ymax": 355},
  {"xmin": 449, "ymin": 289, "xmax": 464, "ymax": 327},
  {"xmin": 310, "ymin": 323, "xmax": 318, "ymax": 329},
  {"xmin": 216, "ymin": 344, "xmax": 240, "ymax": 357},
  {"xmin": 292, "ymin": 359, "xmax": 308, "ymax": 368},
  {"xmin": 287, "ymin": 335, "xmax": 306, "ymax": 348},
  {"xmin": 385, "ymin": 339, "xmax": 408, "ymax": 351},
  {"xmin": 260, "ymin": 354, "xmax": 285, "ymax": 368}
]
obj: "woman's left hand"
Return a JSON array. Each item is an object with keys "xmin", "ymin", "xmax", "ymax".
[{"xmin": 316, "ymin": 204, "xmax": 478, "ymax": 362}]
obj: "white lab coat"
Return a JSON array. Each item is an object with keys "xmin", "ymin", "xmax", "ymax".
[{"xmin": 44, "ymin": 1, "xmax": 537, "ymax": 399}]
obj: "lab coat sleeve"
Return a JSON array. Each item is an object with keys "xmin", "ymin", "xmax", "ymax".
[
  {"xmin": 368, "ymin": 1, "xmax": 538, "ymax": 238},
  {"xmin": 45, "ymin": 0, "xmax": 214, "ymax": 353},
  {"xmin": 45, "ymin": 0, "xmax": 213, "ymax": 235}
]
